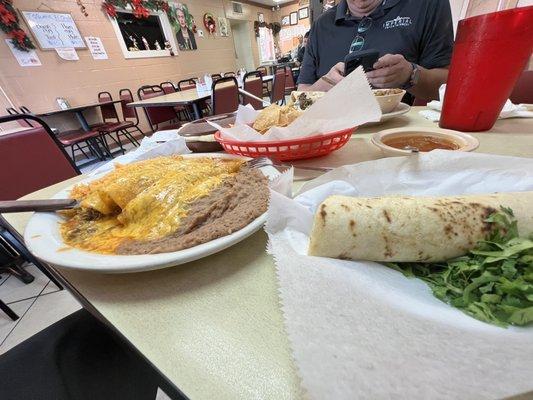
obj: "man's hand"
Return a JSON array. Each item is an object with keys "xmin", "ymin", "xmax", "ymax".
[
  {"xmin": 367, "ymin": 54, "xmax": 412, "ymax": 88},
  {"xmin": 323, "ymin": 62, "xmax": 345, "ymax": 86},
  {"xmin": 298, "ymin": 62, "xmax": 345, "ymax": 92}
]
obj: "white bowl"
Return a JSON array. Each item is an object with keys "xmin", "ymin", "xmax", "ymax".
[
  {"xmin": 371, "ymin": 127, "xmax": 480, "ymax": 157},
  {"xmin": 373, "ymin": 89, "xmax": 406, "ymax": 114}
]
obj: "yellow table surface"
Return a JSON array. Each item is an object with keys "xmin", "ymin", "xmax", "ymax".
[{"xmin": 4, "ymin": 107, "xmax": 533, "ymax": 400}]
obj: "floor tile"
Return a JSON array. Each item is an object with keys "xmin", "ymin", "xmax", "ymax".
[
  {"xmin": 0, "ymin": 264, "xmax": 50, "ymax": 304},
  {"xmin": 0, "ymin": 288, "xmax": 81, "ymax": 354},
  {"xmin": 41, "ymin": 280, "xmax": 61, "ymax": 295},
  {"xmin": 0, "ymin": 298, "xmax": 33, "ymax": 345}
]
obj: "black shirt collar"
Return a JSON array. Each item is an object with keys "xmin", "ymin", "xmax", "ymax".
[{"xmin": 335, "ymin": 0, "xmax": 402, "ymax": 24}]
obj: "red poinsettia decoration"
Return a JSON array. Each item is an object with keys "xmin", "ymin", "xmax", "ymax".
[
  {"xmin": 102, "ymin": 0, "xmax": 171, "ymax": 20},
  {"xmin": 0, "ymin": 0, "xmax": 35, "ymax": 51},
  {"xmin": 133, "ymin": 5, "xmax": 149, "ymax": 18},
  {"xmin": 102, "ymin": 2, "xmax": 117, "ymax": 18}
]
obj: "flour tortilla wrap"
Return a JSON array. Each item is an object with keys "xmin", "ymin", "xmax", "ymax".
[{"xmin": 308, "ymin": 192, "xmax": 533, "ymax": 262}]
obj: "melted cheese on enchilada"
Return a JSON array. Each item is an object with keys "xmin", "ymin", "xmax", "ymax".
[{"xmin": 61, "ymin": 156, "xmax": 242, "ymax": 253}]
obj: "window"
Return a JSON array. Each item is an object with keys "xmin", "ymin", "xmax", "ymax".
[
  {"xmin": 109, "ymin": 8, "xmax": 178, "ymax": 59},
  {"xmin": 257, "ymin": 27, "xmax": 275, "ymax": 63}
]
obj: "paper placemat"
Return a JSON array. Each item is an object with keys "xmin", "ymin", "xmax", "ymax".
[{"xmin": 266, "ymin": 151, "xmax": 533, "ymax": 399}]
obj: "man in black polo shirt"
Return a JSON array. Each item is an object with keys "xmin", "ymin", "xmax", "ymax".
[{"xmin": 298, "ymin": 0, "xmax": 454, "ymax": 100}]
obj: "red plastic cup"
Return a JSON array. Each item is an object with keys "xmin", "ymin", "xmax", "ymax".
[{"xmin": 440, "ymin": 6, "xmax": 533, "ymax": 132}]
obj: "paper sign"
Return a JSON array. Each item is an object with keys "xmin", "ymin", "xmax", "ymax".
[
  {"xmin": 5, "ymin": 40, "xmax": 41, "ymax": 67},
  {"xmin": 85, "ymin": 36, "xmax": 108, "ymax": 60},
  {"xmin": 55, "ymin": 47, "xmax": 79, "ymax": 61}
]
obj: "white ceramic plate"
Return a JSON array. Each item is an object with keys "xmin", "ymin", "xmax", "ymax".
[
  {"xmin": 24, "ymin": 153, "xmax": 279, "ymax": 273},
  {"xmin": 364, "ymin": 102, "xmax": 411, "ymax": 125}
]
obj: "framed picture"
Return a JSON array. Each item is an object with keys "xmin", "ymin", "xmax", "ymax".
[
  {"xmin": 289, "ymin": 11, "xmax": 298, "ymax": 25},
  {"xmin": 257, "ymin": 12, "xmax": 264, "ymax": 23},
  {"xmin": 298, "ymin": 7, "xmax": 309, "ymax": 19},
  {"xmin": 168, "ymin": 3, "xmax": 198, "ymax": 51},
  {"xmin": 281, "ymin": 15, "xmax": 290, "ymax": 26}
]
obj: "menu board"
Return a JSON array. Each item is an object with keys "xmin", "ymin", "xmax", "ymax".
[{"xmin": 20, "ymin": 10, "xmax": 86, "ymax": 50}]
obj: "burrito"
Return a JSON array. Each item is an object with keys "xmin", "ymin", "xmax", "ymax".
[{"xmin": 308, "ymin": 192, "xmax": 533, "ymax": 262}]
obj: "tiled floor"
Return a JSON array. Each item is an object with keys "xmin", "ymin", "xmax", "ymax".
[{"xmin": 0, "ymin": 265, "xmax": 81, "ymax": 354}]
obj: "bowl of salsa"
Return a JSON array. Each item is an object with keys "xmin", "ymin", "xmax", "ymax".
[{"xmin": 371, "ymin": 127, "xmax": 479, "ymax": 157}]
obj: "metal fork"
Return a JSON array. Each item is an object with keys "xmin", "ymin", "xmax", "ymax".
[{"xmin": 247, "ymin": 156, "xmax": 334, "ymax": 172}]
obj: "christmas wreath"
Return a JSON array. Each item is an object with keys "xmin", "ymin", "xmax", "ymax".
[
  {"xmin": 0, "ymin": 0, "xmax": 35, "ymax": 51},
  {"xmin": 102, "ymin": 0, "xmax": 174, "ymax": 23}
]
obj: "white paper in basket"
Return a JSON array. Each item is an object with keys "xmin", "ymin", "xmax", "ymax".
[
  {"xmin": 266, "ymin": 151, "xmax": 533, "ymax": 400},
  {"xmin": 209, "ymin": 66, "xmax": 382, "ymax": 142}
]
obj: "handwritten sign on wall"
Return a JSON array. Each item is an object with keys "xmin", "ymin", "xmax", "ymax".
[{"xmin": 20, "ymin": 10, "xmax": 86, "ymax": 50}]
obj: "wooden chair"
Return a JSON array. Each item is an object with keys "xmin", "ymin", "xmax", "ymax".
[
  {"xmin": 284, "ymin": 66, "xmax": 297, "ymax": 94},
  {"xmin": 211, "ymin": 76, "xmax": 239, "ymax": 115},
  {"xmin": 137, "ymin": 85, "xmax": 181, "ymax": 132},
  {"xmin": 97, "ymin": 91, "xmax": 139, "ymax": 152},
  {"xmin": 271, "ymin": 68, "xmax": 286, "ymax": 105},
  {"xmin": 118, "ymin": 88, "xmax": 147, "ymax": 140},
  {"xmin": 160, "ymin": 81, "xmax": 176, "ymax": 94},
  {"xmin": 211, "ymin": 73, "xmax": 222, "ymax": 82},
  {"xmin": 223, "ymin": 72, "xmax": 236, "ymax": 77},
  {"xmin": 0, "ymin": 114, "xmax": 77, "ymax": 292},
  {"xmin": 243, "ymin": 71, "xmax": 265, "ymax": 110},
  {"xmin": 257, "ymin": 66, "xmax": 270, "ymax": 97}
]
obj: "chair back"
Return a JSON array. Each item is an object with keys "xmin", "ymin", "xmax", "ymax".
[
  {"xmin": 178, "ymin": 79, "xmax": 196, "ymax": 91},
  {"xmin": 243, "ymin": 71, "xmax": 264, "ymax": 110},
  {"xmin": 224, "ymin": 72, "xmax": 236, "ymax": 77},
  {"xmin": 160, "ymin": 81, "xmax": 176, "ymax": 94},
  {"xmin": 510, "ymin": 70, "xmax": 533, "ymax": 104},
  {"xmin": 119, "ymin": 88, "xmax": 139, "ymax": 122},
  {"xmin": 257, "ymin": 66, "xmax": 268, "ymax": 76},
  {"xmin": 211, "ymin": 76, "xmax": 239, "ymax": 115},
  {"xmin": 138, "ymin": 85, "xmax": 177, "ymax": 130},
  {"xmin": 271, "ymin": 69, "xmax": 286, "ymax": 104},
  {"xmin": 98, "ymin": 91, "xmax": 119, "ymax": 122},
  {"xmin": 0, "ymin": 115, "xmax": 80, "ymax": 200},
  {"xmin": 6, "ymin": 108, "xmax": 33, "ymax": 128},
  {"xmin": 284, "ymin": 66, "xmax": 296, "ymax": 92},
  {"xmin": 211, "ymin": 73, "xmax": 222, "ymax": 81}
]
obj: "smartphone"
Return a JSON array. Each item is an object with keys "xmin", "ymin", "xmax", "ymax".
[{"xmin": 344, "ymin": 49, "xmax": 380, "ymax": 76}]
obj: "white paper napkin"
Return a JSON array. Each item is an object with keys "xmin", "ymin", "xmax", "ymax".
[
  {"xmin": 90, "ymin": 130, "xmax": 191, "ymax": 175},
  {"xmin": 419, "ymin": 84, "xmax": 533, "ymax": 122},
  {"xmin": 209, "ymin": 66, "xmax": 382, "ymax": 142},
  {"xmin": 266, "ymin": 151, "xmax": 533, "ymax": 399}
]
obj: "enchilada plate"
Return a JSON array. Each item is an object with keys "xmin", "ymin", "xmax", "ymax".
[{"xmin": 24, "ymin": 153, "xmax": 281, "ymax": 273}]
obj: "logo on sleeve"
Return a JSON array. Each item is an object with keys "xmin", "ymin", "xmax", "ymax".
[{"xmin": 383, "ymin": 16, "xmax": 412, "ymax": 29}]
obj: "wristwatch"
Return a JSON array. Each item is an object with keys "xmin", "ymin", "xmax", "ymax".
[{"xmin": 401, "ymin": 63, "xmax": 420, "ymax": 90}]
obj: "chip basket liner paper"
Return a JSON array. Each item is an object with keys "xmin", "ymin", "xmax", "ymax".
[
  {"xmin": 266, "ymin": 150, "xmax": 533, "ymax": 400},
  {"xmin": 208, "ymin": 66, "xmax": 382, "ymax": 142}
]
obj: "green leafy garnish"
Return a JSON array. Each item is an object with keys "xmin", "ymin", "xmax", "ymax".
[{"xmin": 388, "ymin": 207, "xmax": 533, "ymax": 328}]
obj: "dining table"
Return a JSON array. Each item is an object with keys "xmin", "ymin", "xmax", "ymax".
[
  {"xmin": 129, "ymin": 76, "xmax": 274, "ymax": 121},
  {"xmin": 3, "ymin": 107, "xmax": 533, "ymax": 400},
  {"xmin": 36, "ymin": 100, "xmax": 123, "ymax": 132}
]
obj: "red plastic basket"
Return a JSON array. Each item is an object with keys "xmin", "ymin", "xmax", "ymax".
[{"xmin": 214, "ymin": 127, "xmax": 356, "ymax": 161}]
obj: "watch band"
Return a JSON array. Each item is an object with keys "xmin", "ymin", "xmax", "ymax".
[
  {"xmin": 320, "ymin": 75, "xmax": 336, "ymax": 86},
  {"xmin": 401, "ymin": 62, "xmax": 419, "ymax": 90}
]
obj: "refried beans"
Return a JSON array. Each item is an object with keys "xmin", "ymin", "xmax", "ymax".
[{"xmin": 115, "ymin": 167, "xmax": 269, "ymax": 254}]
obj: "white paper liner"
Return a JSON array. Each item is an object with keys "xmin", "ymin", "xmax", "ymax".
[
  {"xmin": 266, "ymin": 150, "xmax": 533, "ymax": 399},
  {"xmin": 420, "ymin": 84, "xmax": 533, "ymax": 122},
  {"xmin": 209, "ymin": 67, "xmax": 382, "ymax": 142}
]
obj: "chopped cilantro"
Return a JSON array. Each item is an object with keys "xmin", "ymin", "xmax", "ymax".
[{"xmin": 388, "ymin": 207, "xmax": 533, "ymax": 327}]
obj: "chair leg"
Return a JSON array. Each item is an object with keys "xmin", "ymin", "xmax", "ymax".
[
  {"xmin": 0, "ymin": 226, "xmax": 63, "ymax": 291},
  {"xmin": 123, "ymin": 130, "xmax": 139, "ymax": 146},
  {"xmin": 0, "ymin": 299, "xmax": 18, "ymax": 321}
]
